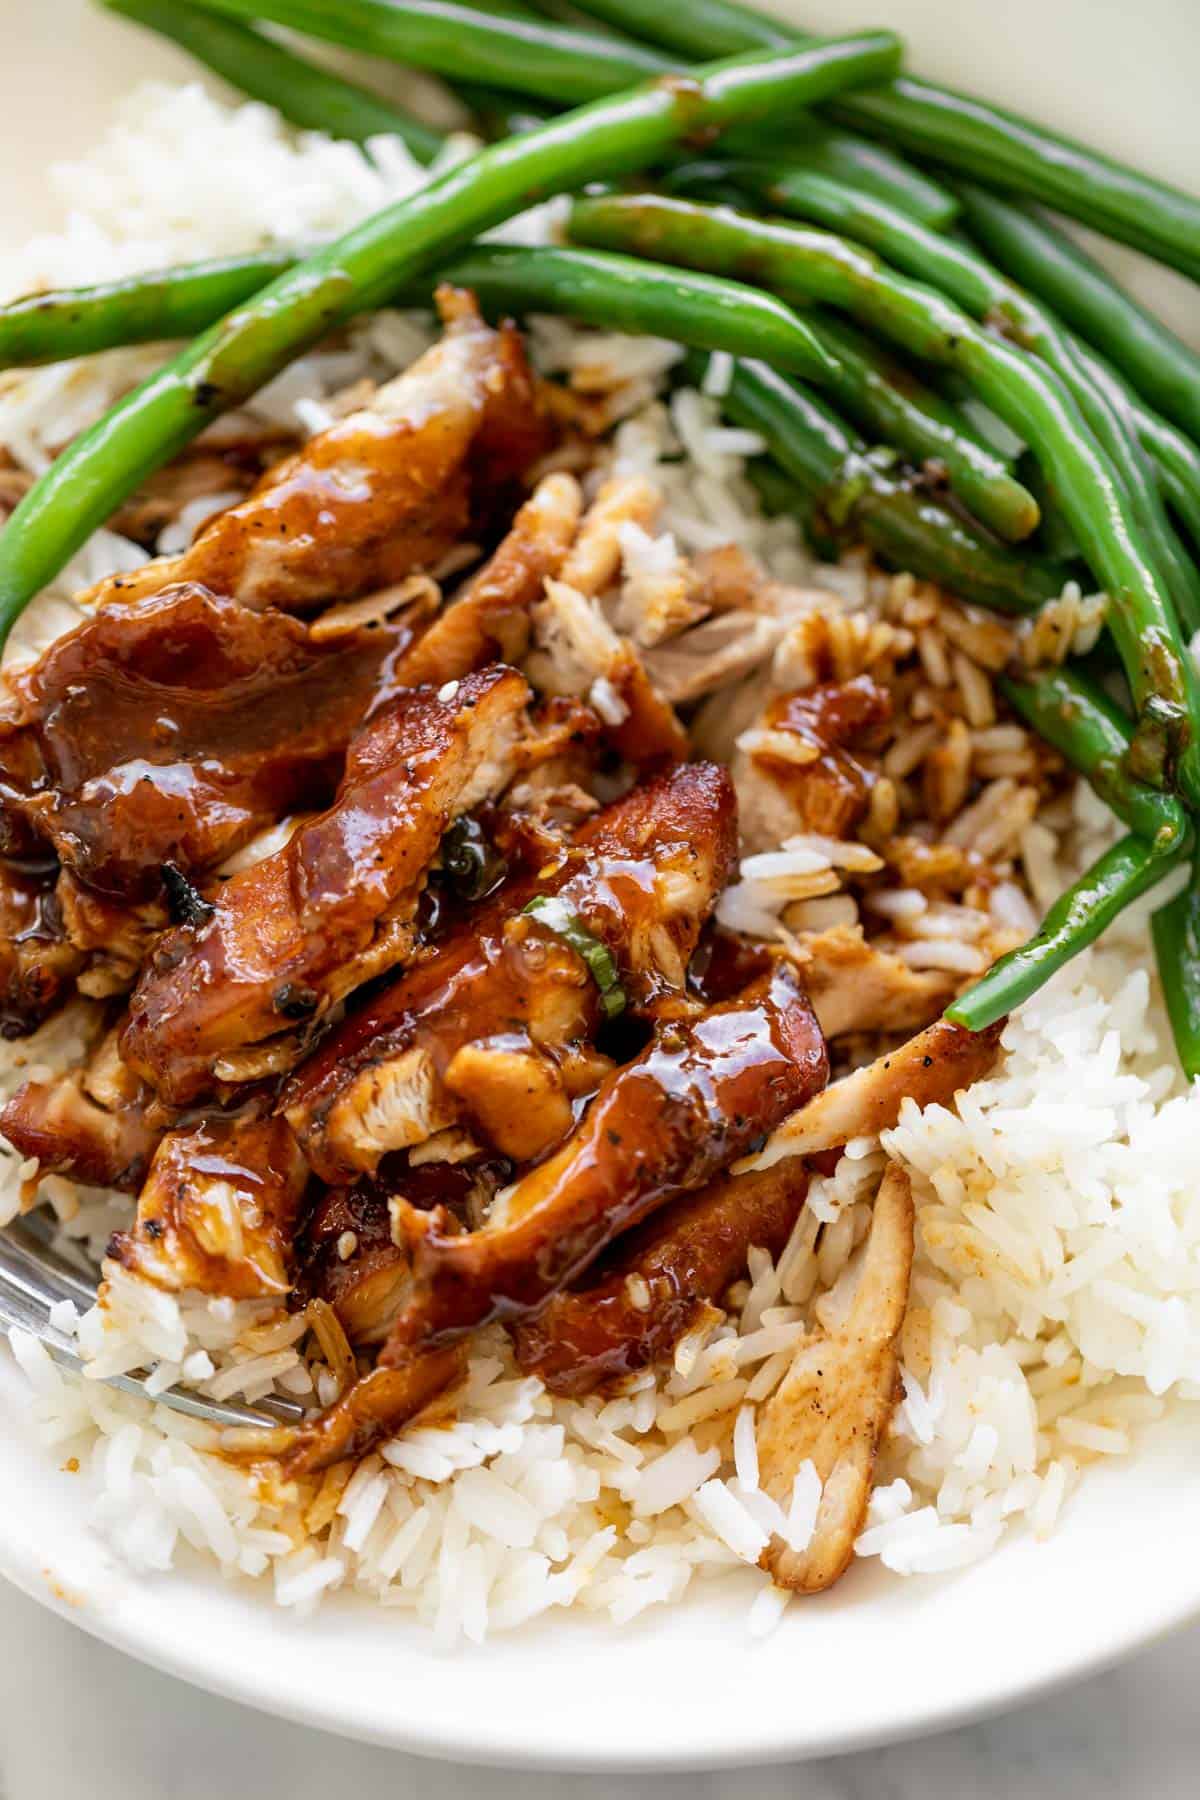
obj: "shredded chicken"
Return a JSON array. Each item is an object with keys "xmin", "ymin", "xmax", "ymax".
[
  {"xmin": 793, "ymin": 924, "xmax": 957, "ymax": 1041},
  {"xmin": 742, "ymin": 1017, "xmax": 1006, "ymax": 1169},
  {"xmin": 757, "ymin": 1163, "xmax": 914, "ymax": 1591},
  {"xmin": 391, "ymin": 471, "xmax": 582, "ymax": 690}
]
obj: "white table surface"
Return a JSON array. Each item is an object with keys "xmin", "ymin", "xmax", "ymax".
[{"xmin": 0, "ymin": 1583, "xmax": 1197, "ymax": 1798}]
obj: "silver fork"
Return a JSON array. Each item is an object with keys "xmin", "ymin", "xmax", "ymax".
[{"xmin": 0, "ymin": 1216, "xmax": 305, "ymax": 1430}]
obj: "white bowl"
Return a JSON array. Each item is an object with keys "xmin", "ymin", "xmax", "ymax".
[{"xmin": 2, "ymin": 0, "xmax": 1199, "ymax": 1770}]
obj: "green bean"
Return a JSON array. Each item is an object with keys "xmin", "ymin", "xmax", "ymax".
[
  {"xmin": 571, "ymin": 0, "xmax": 1200, "ymax": 280},
  {"xmin": 100, "ymin": 0, "xmax": 442, "ymax": 161},
  {"xmin": 0, "ymin": 254, "xmax": 298, "ymax": 370},
  {"xmin": 957, "ymin": 188, "xmax": 1200, "ymax": 445},
  {"xmin": 455, "ymin": 83, "xmax": 551, "ymax": 140},
  {"xmin": 800, "ymin": 313, "xmax": 1039, "ymax": 542},
  {"xmin": 999, "ymin": 666, "xmax": 1189, "ymax": 851},
  {"xmin": 1151, "ymin": 864, "xmax": 1200, "ymax": 1079},
  {"xmin": 430, "ymin": 245, "xmax": 832, "ymax": 377},
  {"xmin": 699, "ymin": 166, "xmax": 1200, "ymax": 640},
  {"xmin": 0, "ymin": 31, "xmax": 901, "ymax": 649},
  {"xmin": 716, "ymin": 120, "xmax": 958, "ymax": 232},
  {"xmin": 0, "ymin": 238, "xmax": 832, "ymax": 390},
  {"xmin": 1130, "ymin": 400, "xmax": 1200, "ymax": 555},
  {"xmin": 947, "ymin": 830, "xmax": 1189, "ymax": 1031},
  {"xmin": 194, "ymin": 0, "xmax": 668, "ymax": 106},
  {"xmin": 569, "ymin": 191, "xmax": 1200, "ymax": 799},
  {"xmin": 704, "ymin": 354, "xmax": 1065, "ymax": 614}
]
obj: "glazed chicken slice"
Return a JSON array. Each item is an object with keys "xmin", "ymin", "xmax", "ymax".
[
  {"xmin": 736, "ymin": 674, "xmax": 892, "ymax": 853},
  {"xmin": 514, "ymin": 1158, "xmax": 810, "ymax": 1395},
  {"xmin": 120, "ymin": 664, "xmax": 533, "ymax": 1105},
  {"xmin": 294, "ymin": 1160, "xmax": 504, "ymax": 1344},
  {"xmin": 0, "ymin": 857, "xmax": 82, "ymax": 1037},
  {"xmin": 388, "ymin": 472, "xmax": 583, "ymax": 691},
  {"xmin": 382, "ymin": 961, "xmax": 828, "ymax": 1357},
  {"xmin": 743, "ymin": 1017, "xmax": 1005, "ymax": 1169},
  {"xmin": 282, "ymin": 760, "xmax": 739, "ymax": 1183},
  {"xmin": 107, "ymin": 1114, "xmax": 309, "ymax": 1299},
  {"xmin": 80, "ymin": 290, "xmax": 550, "ymax": 616},
  {"xmin": 0, "ymin": 584, "xmax": 416, "ymax": 902},
  {"xmin": 756, "ymin": 1164, "xmax": 914, "ymax": 1592},
  {"xmin": 0, "ymin": 1058, "xmax": 157, "ymax": 1193}
]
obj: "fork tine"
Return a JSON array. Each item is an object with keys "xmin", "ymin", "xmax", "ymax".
[{"xmin": 0, "ymin": 1226, "xmax": 305, "ymax": 1431}]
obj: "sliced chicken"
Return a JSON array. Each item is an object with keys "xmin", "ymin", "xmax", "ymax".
[
  {"xmin": 742, "ymin": 1017, "xmax": 1005, "ymax": 1169},
  {"xmin": 735, "ymin": 674, "xmax": 893, "ymax": 853},
  {"xmin": 107, "ymin": 1114, "xmax": 309, "ymax": 1299},
  {"xmin": 120, "ymin": 664, "xmax": 533, "ymax": 1105},
  {"xmin": 282, "ymin": 760, "xmax": 739, "ymax": 1183},
  {"xmin": 0, "ymin": 583, "xmax": 415, "ymax": 902},
  {"xmin": 514, "ymin": 1158, "xmax": 810, "ymax": 1395},
  {"xmin": 80, "ymin": 290, "xmax": 551, "ymax": 616},
  {"xmin": 388, "ymin": 472, "xmax": 582, "ymax": 691},
  {"xmin": 794, "ymin": 924, "xmax": 957, "ymax": 1041},
  {"xmin": 292, "ymin": 1161, "xmax": 500, "ymax": 1345},
  {"xmin": 756, "ymin": 1164, "xmax": 914, "ymax": 1592},
  {"xmin": 0, "ymin": 858, "xmax": 82, "ymax": 1037},
  {"xmin": 0, "ymin": 1066, "xmax": 157, "ymax": 1193},
  {"xmin": 381, "ymin": 961, "xmax": 828, "ymax": 1357}
]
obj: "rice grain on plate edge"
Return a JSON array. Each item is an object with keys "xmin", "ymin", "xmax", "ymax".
[{"xmin": 1, "ymin": 84, "xmax": 1198, "ymax": 1648}]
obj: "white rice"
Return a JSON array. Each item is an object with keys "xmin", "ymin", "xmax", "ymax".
[{"xmin": 4, "ymin": 80, "xmax": 1200, "ymax": 1644}]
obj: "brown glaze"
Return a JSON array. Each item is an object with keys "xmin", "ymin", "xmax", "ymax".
[
  {"xmin": 279, "ymin": 1347, "xmax": 467, "ymax": 1477},
  {"xmin": 0, "ymin": 584, "xmax": 413, "ymax": 899},
  {"xmin": 381, "ymin": 961, "xmax": 828, "ymax": 1357},
  {"xmin": 756, "ymin": 674, "xmax": 892, "ymax": 838},
  {"xmin": 514, "ymin": 1158, "xmax": 810, "ymax": 1395},
  {"xmin": 83, "ymin": 291, "xmax": 552, "ymax": 617},
  {"xmin": 120, "ymin": 664, "xmax": 532, "ymax": 1106},
  {"xmin": 282, "ymin": 761, "xmax": 739, "ymax": 1183},
  {"xmin": 108, "ymin": 1113, "xmax": 309, "ymax": 1298},
  {"xmin": 0, "ymin": 857, "xmax": 81, "ymax": 1037}
]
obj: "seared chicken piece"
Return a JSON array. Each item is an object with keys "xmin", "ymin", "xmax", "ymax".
[
  {"xmin": 794, "ymin": 924, "xmax": 956, "ymax": 1041},
  {"xmin": 121, "ymin": 664, "xmax": 533, "ymax": 1105},
  {"xmin": 382, "ymin": 961, "xmax": 828, "ymax": 1356},
  {"xmin": 0, "ymin": 1067, "xmax": 158, "ymax": 1193},
  {"xmin": 0, "ymin": 584, "xmax": 414, "ymax": 901},
  {"xmin": 736, "ymin": 674, "xmax": 892, "ymax": 852},
  {"xmin": 514, "ymin": 1158, "xmax": 810, "ymax": 1395},
  {"xmin": 743, "ymin": 1017, "xmax": 1005, "ymax": 1169},
  {"xmin": 283, "ymin": 760, "xmax": 739, "ymax": 1183},
  {"xmin": 389, "ymin": 472, "xmax": 582, "ymax": 690},
  {"xmin": 80, "ymin": 291, "xmax": 550, "ymax": 616},
  {"xmin": 293, "ymin": 1159, "xmax": 503, "ymax": 1344},
  {"xmin": 0, "ymin": 858, "xmax": 82, "ymax": 1037},
  {"xmin": 757, "ymin": 1165, "xmax": 914, "ymax": 1592},
  {"xmin": 108, "ymin": 1114, "xmax": 309, "ymax": 1299}
]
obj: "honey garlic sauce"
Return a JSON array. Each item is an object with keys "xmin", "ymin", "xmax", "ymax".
[{"xmin": 383, "ymin": 961, "xmax": 828, "ymax": 1353}]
